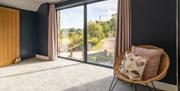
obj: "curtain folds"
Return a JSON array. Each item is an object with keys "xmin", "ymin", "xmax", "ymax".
[
  {"xmin": 48, "ymin": 4, "xmax": 58, "ymax": 60},
  {"xmin": 115, "ymin": 0, "xmax": 132, "ymax": 57}
]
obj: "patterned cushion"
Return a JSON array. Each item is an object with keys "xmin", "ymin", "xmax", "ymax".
[
  {"xmin": 132, "ymin": 46, "xmax": 164, "ymax": 80},
  {"xmin": 120, "ymin": 52, "xmax": 148, "ymax": 81}
]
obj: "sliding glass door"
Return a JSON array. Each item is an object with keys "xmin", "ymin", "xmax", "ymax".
[
  {"xmin": 57, "ymin": 0, "xmax": 117, "ymax": 66},
  {"xmin": 87, "ymin": 0, "xmax": 118, "ymax": 66},
  {"xmin": 57, "ymin": 6, "xmax": 84, "ymax": 61}
]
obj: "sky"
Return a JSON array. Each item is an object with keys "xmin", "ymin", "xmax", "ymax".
[{"xmin": 59, "ymin": 0, "xmax": 118, "ymax": 29}]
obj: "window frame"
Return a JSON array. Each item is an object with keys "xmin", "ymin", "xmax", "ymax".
[{"xmin": 56, "ymin": 0, "xmax": 117, "ymax": 68}]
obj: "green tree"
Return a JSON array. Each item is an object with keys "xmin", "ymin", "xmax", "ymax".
[
  {"xmin": 68, "ymin": 31, "xmax": 84, "ymax": 57},
  {"xmin": 58, "ymin": 29, "xmax": 62, "ymax": 50},
  {"xmin": 58, "ymin": 13, "xmax": 117, "ymax": 52},
  {"xmin": 100, "ymin": 22, "xmax": 110, "ymax": 37},
  {"xmin": 88, "ymin": 21, "xmax": 105, "ymax": 41},
  {"xmin": 69, "ymin": 28, "xmax": 76, "ymax": 32},
  {"xmin": 107, "ymin": 14, "xmax": 117, "ymax": 37}
]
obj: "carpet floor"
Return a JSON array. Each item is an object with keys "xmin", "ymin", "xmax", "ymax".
[{"xmin": 0, "ymin": 58, "xmax": 162, "ymax": 91}]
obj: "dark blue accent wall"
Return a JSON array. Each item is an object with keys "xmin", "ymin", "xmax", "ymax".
[
  {"xmin": 36, "ymin": 3, "xmax": 50, "ymax": 56},
  {"xmin": 20, "ymin": 10, "xmax": 38, "ymax": 60},
  {"xmin": 132, "ymin": 0, "xmax": 176, "ymax": 84},
  {"xmin": 20, "ymin": 3, "xmax": 50, "ymax": 59}
]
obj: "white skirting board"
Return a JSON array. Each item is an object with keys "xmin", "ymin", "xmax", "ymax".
[
  {"xmin": 35, "ymin": 54, "xmax": 177, "ymax": 91},
  {"xmin": 35, "ymin": 54, "xmax": 49, "ymax": 60}
]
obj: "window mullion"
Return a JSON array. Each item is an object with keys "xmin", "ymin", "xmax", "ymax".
[{"xmin": 84, "ymin": 4, "xmax": 88, "ymax": 63}]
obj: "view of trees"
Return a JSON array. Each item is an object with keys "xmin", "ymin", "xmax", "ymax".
[
  {"xmin": 57, "ymin": 0, "xmax": 117, "ymax": 65},
  {"xmin": 88, "ymin": 14, "xmax": 117, "ymax": 50},
  {"xmin": 58, "ymin": 14, "xmax": 117, "ymax": 54}
]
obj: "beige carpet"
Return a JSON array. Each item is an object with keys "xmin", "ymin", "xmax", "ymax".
[{"xmin": 0, "ymin": 58, "xmax": 161, "ymax": 91}]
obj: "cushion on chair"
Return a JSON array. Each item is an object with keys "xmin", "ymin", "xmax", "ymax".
[
  {"xmin": 132, "ymin": 45, "xmax": 164, "ymax": 80},
  {"xmin": 120, "ymin": 52, "xmax": 148, "ymax": 81}
]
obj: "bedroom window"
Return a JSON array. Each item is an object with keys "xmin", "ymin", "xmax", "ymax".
[
  {"xmin": 87, "ymin": 0, "xmax": 117, "ymax": 66},
  {"xmin": 57, "ymin": 6, "xmax": 84, "ymax": 61},
  {"xmin": 57, "ymin": 0, "xmax": 118, "ymax": 67}
]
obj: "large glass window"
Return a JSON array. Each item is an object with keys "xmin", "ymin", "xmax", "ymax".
[
  {"xmin": 87, "ymin": 0, "xmax": 118, "ymax": 66},
  {"xmin": 57, "ymin": 6, "xmax": 84, "ymax": 60},
  {"xmin": 57, "ymin": 0, "xmax": 117, "ymax": 66}
]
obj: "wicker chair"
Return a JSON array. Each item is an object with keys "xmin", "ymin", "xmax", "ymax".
[{"xmin": 109, "ymin": 45, "xmax": 170, "ymax": 91}]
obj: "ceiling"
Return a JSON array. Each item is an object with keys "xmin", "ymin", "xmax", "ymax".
[{"xmin": 0, "ymin": 0, "xmax": 63, "ymax": 11}]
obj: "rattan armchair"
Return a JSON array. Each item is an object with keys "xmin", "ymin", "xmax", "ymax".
[{"xmin": 109, "ymin": 45, "xmax": 170, "ymax": 91}]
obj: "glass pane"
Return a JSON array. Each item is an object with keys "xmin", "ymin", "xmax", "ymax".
[
  {"xmin": 57, "ymin": 6, "xmax": 84, "ymax": 60},
  {"xmin": 87, "ymin": 0, "xmax": 118, "ymax": 66}
]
